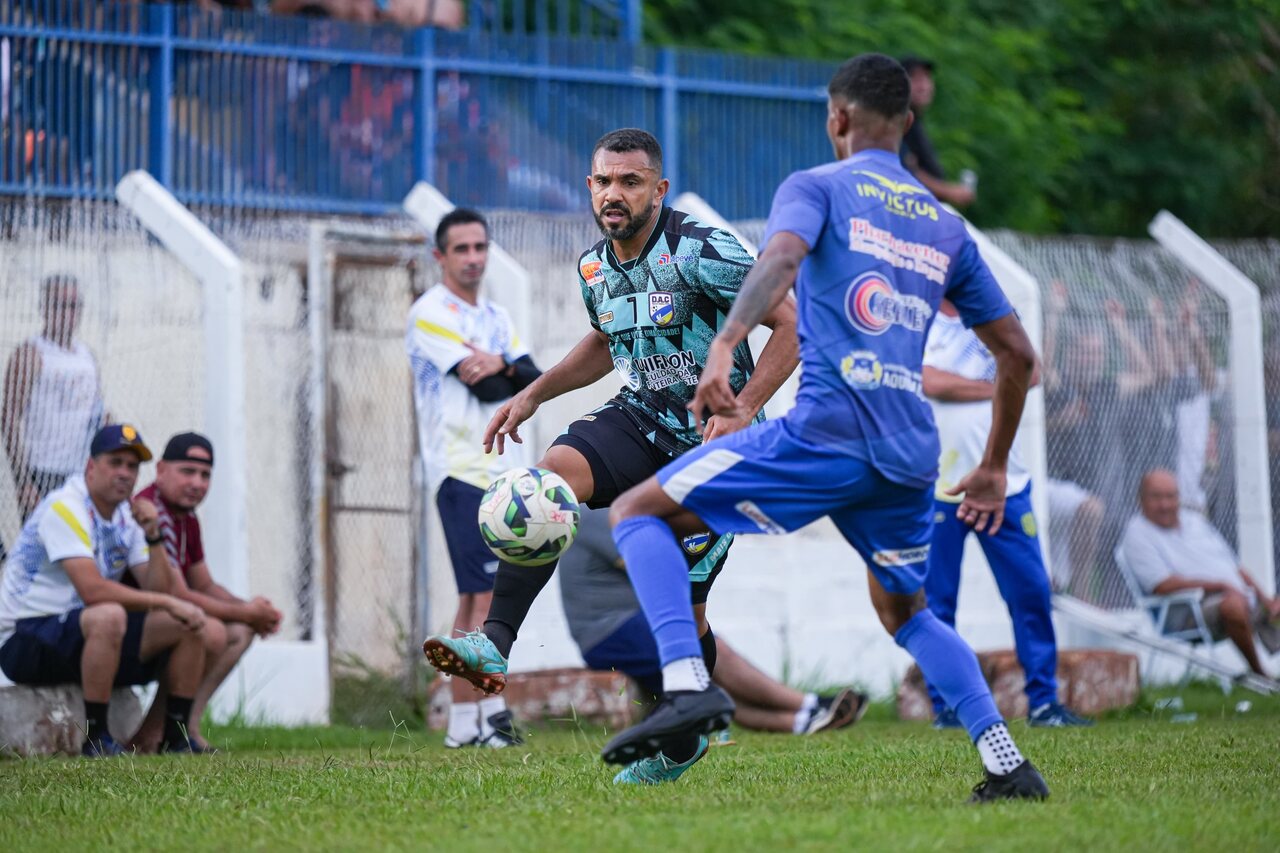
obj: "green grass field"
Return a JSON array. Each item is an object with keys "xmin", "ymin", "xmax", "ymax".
[{"xmin": 3, "ymin": 684, "xmax": 1278, "ymax": 851}]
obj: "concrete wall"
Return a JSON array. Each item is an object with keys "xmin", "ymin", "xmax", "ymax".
[{"xmin": 0, "ymin": 203, "xmax": 1048, "ymax": 711}]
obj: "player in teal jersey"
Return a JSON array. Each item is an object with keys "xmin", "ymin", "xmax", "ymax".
[{"xmin": 423, "ymin": 128, "xmax": 799, "ymax": 784}]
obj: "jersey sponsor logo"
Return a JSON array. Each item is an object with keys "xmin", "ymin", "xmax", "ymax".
[
  {"xmin": 844, "ymin": 272, "xmax": 932, "ymax": 336},
  {"xmin": 852, "ymin": 171, "xmax": 940, "ymax": 222},
  {"xmin": 635, "ymin": 349, "xmax": 699, "ymax": 390},
  {"xmin": 847, "ymin": 217, "xmax": 951, "ymax": 285},
  {"xmin": 881, "ymin": 364, "xmax": 923, "ymax": 396},
  {"xmin": 614, "ymin": 327, "xmax": 682, "ymax": 343},
  {"xmin": 735, "ymin": 500, "xmax": 786, "ymax": 535},
  {"xmin": 871, "ymin": 545, "xmax": 931, "ymax": 567},
  {"xmin": 838, "ymin": 350, "xmax": 923, "ymax": 396},
  {"xmin": 598, "ymin": 311, "xmax": 615, "ymax": 324},
  {"xmin": 682, "ymin": 531, "xmax": 711, "ymax": 555},
  {"xmin": 649, "ymin": 291, "xmax": 675, "ymax": 326},
  {"xmin": 656, "ymin": 253, "xmax": 697, "ymax": 266},
  {"xmin": 657, "ymin": 253, "xmax": 672, "ymax": 265},
  {"xmin": 580, "ymin": 260, "xmax": 604, "ymax": 285},
  {"xmin": 851, "ymin": 170, "xmax": 928, "ymax": 196},
  {"xmin": 840, "ymin": 350, "xmax": 883, "ymax": 390},
  {"xmin": 613, "ymin": 355, "xmax": 642, "ymax": 391}
]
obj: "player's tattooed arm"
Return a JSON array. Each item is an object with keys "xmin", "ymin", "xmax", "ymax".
[
  {"xmin": 719, "ymin": 232, "xmax": 809, "ymax": 349},
  {"xmin": 693, "ymin": 232, "xmax": 808, "ymax": 433},
  {"xmin": 703, "ymin": 295, "xmax": 799, "ymax": 441}
]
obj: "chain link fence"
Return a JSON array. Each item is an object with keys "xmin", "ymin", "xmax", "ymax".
[{"xmin": 2, "ymin": 196, "xmax": 1273, "ymax": 717}]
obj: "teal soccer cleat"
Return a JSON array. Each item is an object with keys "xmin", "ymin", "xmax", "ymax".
[
  {"xmin": 422, "ymin": 629, "xmax": 509, "ymax": 694},
  {"xmin": 613, "ymin": 736, "xmax": 709, "ymax": 785}
]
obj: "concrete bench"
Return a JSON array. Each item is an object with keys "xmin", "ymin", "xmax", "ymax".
[
  {"xmin": 429, "ymin": 668, "xmax": 643, "ymax": 731},
  {"xmin": 896, "ymin": 648, "xmax": 1140, "ymax": 721},
  {"xmin": 0, "ymin": 685, "xmax": 144, "ymax": 757}
]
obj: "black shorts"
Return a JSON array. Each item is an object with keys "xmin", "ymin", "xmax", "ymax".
[
  {"xmin": 436, "ymin": 477, "xmax": 500, "ymax": 594},
  {"xmin": 551, "ymin": 398, "xmax": 731, "ymax": 604},
  {"xmin": 0, "ymin": 607, "xmax": 166, "ymax": 687}
]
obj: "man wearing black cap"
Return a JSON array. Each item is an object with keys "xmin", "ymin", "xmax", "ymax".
[
  {"xmin": 0, "ymin": 424, "xmax": 212, "ymax": 756},
  {"xmin": 899, "ymin": 56, "xmax": 976, "ymax": 209},
  {"xmin": 129, "ymin": 432, "xmax": 282, "ymax": 752}
]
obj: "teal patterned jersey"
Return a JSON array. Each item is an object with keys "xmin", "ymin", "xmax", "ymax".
[{"xmin": 576, "ymin": 206, "xmax": 759, "ymax": 449}]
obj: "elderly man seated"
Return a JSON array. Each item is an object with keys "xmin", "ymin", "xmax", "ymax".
[{"xmin": 1120, "ymin": 469, "xmax": 1280, "ymax": 678}]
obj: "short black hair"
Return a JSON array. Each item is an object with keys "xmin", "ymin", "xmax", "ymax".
[
  {"xmin": 828, "ymin": 53, "xmax": 911, "ymax": 120},
  {"xmin": 900, "ymin": 55, "xmax": 936, "ymax": 75},
  {"xmin": 435, "ymin": 208, "xmax": 488, "ymax": 251},
  {"xmin": 591, "ymin": 128, "xmax": 663, "ymax": 171}
]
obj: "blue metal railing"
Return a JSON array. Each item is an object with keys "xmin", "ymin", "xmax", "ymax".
[{"xmin": 0, "ymin": 2, "xmax": 829, "ymax": 219}]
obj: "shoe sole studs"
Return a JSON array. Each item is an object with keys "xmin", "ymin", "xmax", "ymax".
[{"xmin": 421, "ymin": 639, "xmax": 506, "ymax": 694}]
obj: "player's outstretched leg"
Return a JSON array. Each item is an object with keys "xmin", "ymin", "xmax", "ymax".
[
  {"xmin": 613, "ymin": 735, "xmax": 709, "ymax": 785},
  {"xmin": 600, "ymin": 490, "xmax": 734, "ymax": 765},
  {"xmin": 423, "ymin": 629, "xmax": 509, "ymax": 695},
  {"xmin": 614, "ymin": 628, "xmax": 718, "ymax": 783},
  {"xmin": 422, "ymin": 445, "xmax": 596, "ymax": 694},
  {"xmin": 887, "ymin": 597, "xmax": 1049, "ymax": 803}
]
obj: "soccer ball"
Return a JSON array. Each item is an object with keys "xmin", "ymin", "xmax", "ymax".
[{"xmin": 477, "ymin": 467, "xmax": 581, "ymax": 566}]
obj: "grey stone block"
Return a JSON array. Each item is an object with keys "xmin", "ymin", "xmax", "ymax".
[{"xmin": 0, "ymin": 685, "xmax": 145, "ymax": 757}]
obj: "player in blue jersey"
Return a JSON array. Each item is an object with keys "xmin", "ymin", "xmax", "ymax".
[
  {"xmin": 422, "ymin": 128, "xmax": 800, "ymax": 784},
  {"xmin": 601, "ymin": 54, "xmax": 1049, "ymax": 802}
]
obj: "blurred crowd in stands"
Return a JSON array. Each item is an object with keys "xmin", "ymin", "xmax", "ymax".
[{"xmin": 172, "ymin": 0, "xmax": 465, "ymax": 29}]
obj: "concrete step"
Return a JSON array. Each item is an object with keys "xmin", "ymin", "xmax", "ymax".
[
  {"xmin": 0, "ymin": 685, "xmax": 144, "ymax": 757},
  {"xmin": 428, "ymin": 668, "xmax": 642, "ymax": 731},
  {"xmin": 897, "ymin": 648, "xmax": 1139, "ymax": 721}
]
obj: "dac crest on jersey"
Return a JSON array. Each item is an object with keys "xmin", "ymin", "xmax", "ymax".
[{"xmin": 649, "ymin": 291, "xmax": 675, "ymax": 326}]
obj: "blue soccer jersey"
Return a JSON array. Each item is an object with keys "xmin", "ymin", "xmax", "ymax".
[{"xmin": 760, "ymin": 148, "xmax": 1012, "ymax": 488}]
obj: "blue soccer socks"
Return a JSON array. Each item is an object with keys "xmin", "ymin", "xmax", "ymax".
[
  {"xmin": 613, "ymin": 516, "xmax": 703, "ymax": 670},
  {"xmin": 895, "ymin": 608, "xmax": 1003, "ymax": 742}
]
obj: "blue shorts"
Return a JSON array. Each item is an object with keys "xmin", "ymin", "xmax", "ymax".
[
  {"xmin": 581, "ymin": 611, "xmax": 663, "ymax": 699},
  {"xmin": 436, "ymin": 478, "xmax": 500, "ymax": 594},
  {"xmin": 658, "ymin": 418, "xmax": 935, "ymax": 595},
  {"xmin": 0, "ymin": 608, "xmax": 164, "ymax": 687}
]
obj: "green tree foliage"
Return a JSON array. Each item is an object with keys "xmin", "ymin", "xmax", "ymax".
[{"xmin": 645, "ymin": 0, "xmax": 1280, "ymax": 237}]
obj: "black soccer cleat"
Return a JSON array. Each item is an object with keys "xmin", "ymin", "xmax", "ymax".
[
  {"xmin": 968, "ymin": 760, "xmax": 1050, "ymax": 803},
  {"xmin": 601, "ymin": 686, "xmax": 735, "ymax": 765}
]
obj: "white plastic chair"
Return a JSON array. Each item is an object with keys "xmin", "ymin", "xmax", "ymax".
[{"xmin": 1114, "ymin": 545, "xmax": 1228, "ymax": 690}]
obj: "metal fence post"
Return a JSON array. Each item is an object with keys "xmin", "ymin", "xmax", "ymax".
[
  {"xmin": 623, "ymin": 0, "xmax": 643, "ymax": 44},
  {"xmin": 413, "ymin": 27, "xmax": 437, "ymax": 188},
  {"xmin": 658, "ymin": 48, "xmax": 680, "ymax": 196},
  {"xmin": 149, "ymin": 3, "xmax": 173, "ymax": 189}
]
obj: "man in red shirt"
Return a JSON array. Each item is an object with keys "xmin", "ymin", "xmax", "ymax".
[{"xmin": 131, "ymin": 433, "xmax": 282, "ymax": 751}]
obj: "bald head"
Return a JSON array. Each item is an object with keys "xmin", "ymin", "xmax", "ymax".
[{"xmin": 1139, "ymin": 469, "xmax": 1179, "ymax": 529}]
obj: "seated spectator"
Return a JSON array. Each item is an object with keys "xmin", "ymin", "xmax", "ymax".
[
  {"xmin": 269, "ymin": 0, "xmax": 465, "ymax": 28},
  {"xmin": 127, "ymin": 432, "xmax": 283, "ymax": 753},
  {"xmin": 0, "ymin": 425, "xmax": 213, "ymax": 757},
  {"xmin": 1120, "ymin": 469, "xmax": 1280, "ymax": 678},
  {"xmin": 559, "ymin": 507, "xmax": 867, "ymax": 737}
]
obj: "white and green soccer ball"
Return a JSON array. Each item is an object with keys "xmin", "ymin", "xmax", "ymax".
[{"xmin": 478, "ymin": 467, "xmax": 581, "ymax": 566}]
